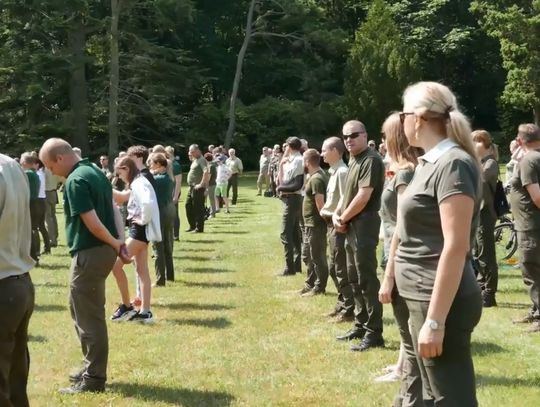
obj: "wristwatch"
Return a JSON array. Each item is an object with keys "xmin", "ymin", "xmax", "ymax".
[{"xmin": 426, "ymin": 319, "xmax": 443, "ymax": 331}]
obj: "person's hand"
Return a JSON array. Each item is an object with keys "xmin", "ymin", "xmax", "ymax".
[
  {"xmin": 378, "ymin": 275, "xmax": 394, "ymax": 304},
  {"xmin": 194, "ymin": 183, "xmax": 204, "ymax": 190},
  {"xmin": 111, "ymin": 239, "xmax": 132, "ymax": 264},
  {"xmin": 417, "ymin": 323, "xmax": 445, "ymax": 359},
  {"xmin": 332, "ymin": 212, "xmax": 342, "ymax": 229},
  {"xmin": 335, "ymin": 224, "xmax": 347, "ymax": 233},
  {"xmin": 173, "ymin": 197, "xmax": 179, "ymax": 204}
]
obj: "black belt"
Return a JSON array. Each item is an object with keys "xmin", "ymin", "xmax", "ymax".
[{"xmin": 4, "ymin": 272, "xmax": 29, "ymax": 280}]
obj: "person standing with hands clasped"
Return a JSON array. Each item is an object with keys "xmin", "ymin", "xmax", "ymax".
[
  {"xmin": 39, "ymin": 138, "xmax": 127, "ymax": 394},
  {"xmin": 389, "ymin": 82, "xmax": 482, "ymax": 406}
]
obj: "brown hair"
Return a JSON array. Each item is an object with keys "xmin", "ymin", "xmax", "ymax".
[
  {"xmin": 303, "ymin": 148, "xmax": 321, "ymax": 167},
  {"xmin": 471, "ymin": 130, "xmax": 492, "ymax": 149},
  {"xmin": 382, "ymin": 113, "xmax": 421, "ymax": 170},
  {"xmin": 115, "ymin": 156, "xmax": 139, "ymax": 185},
  {"xmin": 127, "ymin": 145, "xmax": 149, "ymax": 163},
  {"xmin": 149, "ymin": 152, "xmax": 168, "ymax": 168}
]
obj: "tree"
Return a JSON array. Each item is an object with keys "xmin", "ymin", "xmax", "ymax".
[
  {"xmin": 472, "ymin": 0, "xmax": 540, "ymax": 125},
  {"xmin": 344, "ymin": 0, "xmax": 419, "ymax": 136},
  {"xmin": 108, "ymin": 0, "xmax": 121, "ymax": 157}
]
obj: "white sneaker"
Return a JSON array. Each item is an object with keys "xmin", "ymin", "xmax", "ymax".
[{"xmin": 374, "ymin": 371, "xmax": 400, "ymax": 383}]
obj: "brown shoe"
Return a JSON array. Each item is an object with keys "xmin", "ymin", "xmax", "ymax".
[
  {"xmin": 325, "ymin": 309, "xmax": 341, "ymax": 318},
  {"xmin": 301, "ymin": 288, "xmax": 325, "ymax": 297},
  {"xmin": 513, "ymin": 314, "xmax": 537, "ymax": 324},
  {"xmin": 333, "ymin": 313, "xmax": 355, "ymax": 323},
  {"xmin": 527, "ymin": 321, "xmax": 540, "ymax": 333},
  {"xmin": 297, "ymin": 286, "xmax": 312, "ymax": 295}
]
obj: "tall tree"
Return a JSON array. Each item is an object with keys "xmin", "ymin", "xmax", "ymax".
[
  {"xmin": 108, "ymin": 0, "xmax": 121, "ymax": 157},
  {"xmin": 344, "ymin": 0, "xmax": 418, "ymax": 135},
  {"xmin": 472, "ymin": 0, "xmax": 540, "ymax": 125}
]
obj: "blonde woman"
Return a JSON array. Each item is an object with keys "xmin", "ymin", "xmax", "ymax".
[
  {"xmin": 388, "ymin": 82, "xmax": 482, "ymax": 406},
  {"xmin": 377, "ymin": 113, "xmax": 423, "ymax": 404}
]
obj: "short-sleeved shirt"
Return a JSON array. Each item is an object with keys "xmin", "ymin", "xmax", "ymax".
[
  {"xmin": 380, "ymin": 168, "xmax": 414, "ymax": 235},
  {"xmin": 25, "ymin": 169, "xmax": 40, "ymax": 200},
  {"xmin": 153, "ymin": 172, "xmax": 174, "ymax": 210},
  {"xmin": 259, "ymin": 155, "xmax": 270, "ymax": 173},
  {"xmin": 509, "ymin": 149, "xmax": 540, "ymax": 232},
  {"xmin": 395, "ymin": 140, "xmax": 481, "ymax": 301},
  {"xmin": 320, "ymin": 160, "xmax": 348, "ymax": 218},
  {"xmin": 340, "ymin": 148, "xmax": 385, "ymax": 216},
  {"xmin": 63, "ymin": 159, "xmax": 118, "ymax": 256},
  {"xmin": 226, "ymin": 157, "xmax": 243, "ymax": 174},
  {"xmin": 187, "ymin": 156, "xmax": 207, "ymax": 186},
  {"xmin": 282, "ymin": 152, "xmax": 304, "ymax": 195},
  {"xmin": 303, "ymin": 169, "xmax": 329, "ymax": 227},
  {"xmin": 208, "ymin": 162, "xmax": 217, "ymax": 186},
  {"xmin": 172, "ymin": 160, "xmax": 182, "ymax": 177},
  {"xmin": 480, "ymin": 154, "xmax": 498, "ymax": 218},
  {"xmin": 216, "ymin": 164, "xmax": 232, "ymax": 185}
]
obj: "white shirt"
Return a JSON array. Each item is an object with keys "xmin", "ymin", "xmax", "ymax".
[
  {"xmin": 128, "ymin": 175, "xmax": 162, "ymax": 242},
  {"xmin": 216, "ymin": 164, "xmax": 232, "ymax": 185},
  {"xmin": 282, "ymin": 152, "xmax": 304, "ymax": 195},
  {"xmin": 320, "ymin": 159, "xmax": 348, "ymax": 217},
  {"xmin": 37, "ymin": 168, "xmax": 46, "ymax": 198}
]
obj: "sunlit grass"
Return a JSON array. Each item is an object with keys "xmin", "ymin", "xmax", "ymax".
[{"xmin": 27, "ymin": 173, "xmax": 540, "ymax": 406}]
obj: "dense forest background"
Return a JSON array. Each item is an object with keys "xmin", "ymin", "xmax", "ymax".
[{"xmin": 1, "ymin": 0, "xmax": 538, "ymax": 168}]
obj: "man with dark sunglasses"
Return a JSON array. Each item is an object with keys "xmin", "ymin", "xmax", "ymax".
[{"xmin": 333, "ymin": 120, "xmax": 386, "ymax": 351}]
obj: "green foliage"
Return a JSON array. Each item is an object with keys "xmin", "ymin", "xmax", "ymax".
[
  {"xmin": 472, "ymin": 0, "xmax": 540, "ymax": 124},
  {"xmin": 344, "ymin": 0, "xmax": 419, "ymax": 137}
]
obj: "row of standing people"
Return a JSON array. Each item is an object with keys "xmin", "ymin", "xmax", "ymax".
[{"xmin": 273, "ymin": 81, "xmax": 539, "ymax": 406}]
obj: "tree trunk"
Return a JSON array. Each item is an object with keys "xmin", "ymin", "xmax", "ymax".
[
  {"xmin": 534, "ymin": 103, "xmax": 540, "ymax": 126},
  {"xmin": 224, "ymin": 0, "xmax": 257, "ymax": 150},
  {"xmin": 68, "ymin": 19, "xmax": 89, "ymax": 155},
  {"xmin": 109, "ymin": 0, "xmax": 121, "ymax": 158}
]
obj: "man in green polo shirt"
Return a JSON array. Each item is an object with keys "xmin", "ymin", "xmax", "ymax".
[
  {"xmin": 185, "ymin": 144, "xmax": 209, "ymax": 233},
  {"xmin": 333, "ymin": 120, "xmax": 385, "ymax": 351},
  {"xmin": 299, "ymin": 148, "xmax": 329, "ymax": 296},
  {"xmin": 20, "ymin": 153, "xmax": 41, "ymax": 263},
  {"xmin": 509, "ymin": 123, "xmax": 540, "ymax": 332},
  {"xmin": 40, "ymin": 138, "xmax": 124, "ymax": 394}
]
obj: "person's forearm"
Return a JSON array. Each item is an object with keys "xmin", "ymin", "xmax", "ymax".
[
  {"xmin": 384, "ymin": 231, "xmax": 400, "ymax": 279},
  {"xmin": 198, "ymin": 172, "xmax": 209, "ymax": 188},
  {"xmin": 341, "ymin": 191, "xmax": 370, "ymax": 223},
  {"xmin": 112, "ymin": 204, "xmax": 125, "ymax": 242},
  {"xmin": 174, "ymin": 175, "xmax": 182, "ymax": 200},
  {"xmin": 427, "ymin": 246, "xmax": 467, "ymax": 324},
  {"xmin": 81, "ymin": 211, "xmax": 118, "ymax": 249},
  {"xmin": 113, "ymin": 189, "xmax": 130, "ymax": 204}
]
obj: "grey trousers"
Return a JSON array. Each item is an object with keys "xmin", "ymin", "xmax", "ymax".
[
  {"xmin": 69, "ymin": 245, "xmax": 116, "ymax": 386},
  {"xmin": 405, "ymin": 291, "xmax": 482, "ymax": 407},
  {"xmin": 154, "ymin": 203, "xmax": 175, "ymax": 285},
  {"xmin": 0, "ymin": 274, "xmax": 34, "ymax": 407},
  {"xmin": 328, "ymin": 226, "xmax": 355, "ymax": 315},
  {"xmin": 474, "ymin": 209, "xmax": 498, "ymax": 294},
  {"xmin": 345, "ymin": 213, "xmax": 383, "ymax": 336},
  {"xmin": 303, "ymin": 224, "xmax": 329, "ymax": 291},
  {"xmin": 45, "ymin": 190, "xmax": 59, "ymax": 246},
  {"xmin": 280, "ymin": 194, "xmax": 302, "ymax": 273},
  {"xmin": 518, "ymin": 229, "xmax": 540, "ymax": 317}
]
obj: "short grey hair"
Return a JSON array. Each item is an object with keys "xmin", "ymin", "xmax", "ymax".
[{"xmin": 518, "ymin": 123, "xmax": 540, "ymax": 144}]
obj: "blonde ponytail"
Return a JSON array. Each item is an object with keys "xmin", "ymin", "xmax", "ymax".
[{"xmin": 446, "ymin": 110, "xmax": 479, "ymax": 164}]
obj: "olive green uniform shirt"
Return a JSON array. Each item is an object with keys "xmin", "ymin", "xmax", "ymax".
[
  {"xmin": 340, "ymin": 148, "xmax": 385, "ymax": 216},
  {"xmin": 172, "ymin": 160, "xmax": 182, "ymax": 177},
  {"xmin": 303, "ymin": 169, "xmax": 329, "ymax": 227},
  {"xmin": 395, "ymin": 140, "xmax": 481, "ymax": 301},
  {"xmin": 480, "ymin": 154, "xmax": 498, "ymax": 219},
  {"xmin": 25, "ymin": 169, "xmax": 40, "ymax": 200},
  {"xmin": 509, "ymin": 149, "xmax": 540, "ymax": 232},
  {"xmin": 380, "ymin": 168, "xmax": 414, "ymax": 236},
  {"xmin": 63, "ymin": 159, "xmax": 118, "ymax": 256},
  {"xmin": 187, "ymin": 157, "xmax": 207, "ymax": 186}
]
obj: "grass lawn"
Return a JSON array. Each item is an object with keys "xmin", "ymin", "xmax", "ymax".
[{"xmin": 28, "ymin": 173, "xmax": 540, "ymax": 406}]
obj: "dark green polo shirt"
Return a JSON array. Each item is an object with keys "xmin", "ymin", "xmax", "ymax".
[
  {"xmin": 172, "ymin": 160, "xmax": 182, "ymax": 177},
  {"xmin": 63, "ymin": 159, "xmax": 118, "ymax": 256},
  {"xmin": 187, "ymin": 157, "xmax": 207, "ymax": 186},
  {"xmin": 153, "ymin": 172, "xmax": 174, "ymax": 210},
  {"xmin": 509, "ymin": 149, "xmax": 540, "ymax": 232},
  {"xmin": 340, "ymin": 147, "xmax": 385, "ymax": 216},
  {"xmin": 25, "ymin": 169, "xmax": 40, "ymax": 200},
  {"xmin": 303, "ymin": 169, "xmax": 329, "ymax": 227},
  {"xmin": 480, "ymin": 154, "xmax": 498, "ymax": 218},
  {"xmin": 395, "ymin": 145, "xmax": 481, "ymax": 301},
  {"xmin": 208, "ymin": 162, "xmax": 217, "ymax": 186},
  {"xmin": 380, "ymin": 168, "xmax": 414, "ymax": 234}
]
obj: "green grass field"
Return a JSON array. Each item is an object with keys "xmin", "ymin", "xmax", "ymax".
[{"xmin": 27, "ymin": 173, "xmax": 540, "ymax": 406}]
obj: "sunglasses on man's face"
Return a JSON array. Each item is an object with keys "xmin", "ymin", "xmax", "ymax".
[{"xmin": 342, "ymin": 132, "xmax": 363, "ymax": 141}]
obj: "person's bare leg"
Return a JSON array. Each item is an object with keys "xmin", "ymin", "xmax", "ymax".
[
  {"xmin": 133, "ymin": 242, "xmax": 151, "ymax": 312},
  {"xmin": 111, "ymin": 238, "xmax": 140, "ymax": 306}
]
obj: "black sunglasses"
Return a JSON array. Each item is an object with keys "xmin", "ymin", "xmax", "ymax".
[
  {"xmin": 399, "ymin": 112, "xmax": 415, "ymax": 124},
  {"xmin": 342, "ymin": 132, "xmax": 363, "ymax": 140}
]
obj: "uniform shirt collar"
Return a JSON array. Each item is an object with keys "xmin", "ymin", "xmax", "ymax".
[
  {"xmin": 419, "ymin": 138, "xmax": 458, "ymax": 164},
  {"xmin": 329, "ymin": 159, "xmax": 345, "ymax": 175}
]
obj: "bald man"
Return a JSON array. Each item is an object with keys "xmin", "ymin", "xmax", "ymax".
[{"xmin": 40, "ymin": 138, "xmax": 124, "ymax": 394}]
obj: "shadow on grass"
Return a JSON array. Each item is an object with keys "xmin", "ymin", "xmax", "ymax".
[
  {"xmin": 154, "ymin": 302, "xmax": 235, "ymax": 311},
  {"xmin": 210, "ymin": 231, "xmax": 249, "ymax": 235},
  {"xmin": 183, "ymin": 281, "xmax": 237, "ymax": 289},
  {"xmin": 179, "ymin": 248, "xmax": 215, "ymax": 253},
  {"xmin": 164, "ymin": 317, "xmax": 232, "ymax": 329},
  {"xmin": 182, "ymin": 267, "xmax": 234, "ymax": 274},
  {"xmin": 498, "ymin": 270, "xmax": 522, "ymax": 279},
  {"xmin": 477, "ymin": 374, "xmax": 540, "ymax": 388},
  {"xmin": 36, "ymin": 263, "xmax": 66, "ymax": 270},
  {"xmin": 109, "ymin": 382, "xmax": 234, "ymax": 406},
  {"xmin": 183, "ymin": 239, "xmax": 222, "ymax": 244},
  {"xmin": 34, "ymin": 304, "xmax": 66, "ymax": 312},
  {"xmin": 33, "ymin": 282, "xmax": 67, "ymax": 288},
  {"xmin": 28, "ymin": 335, "xmax": 48, "ymax": 343},
  {"xmin": 174, "ymin": 256, "xmax": 208, "ymax": 262},
  {"xmin": 497, "ymin": 302, "xmax": 531, "ymax": 310},
  {"xmin": 471, "ymin": 341, "xmax": 506, "ymax": 356},
  {"xmin": 500, "ymin": 286, "xmax": 527, "ymax": 294}
]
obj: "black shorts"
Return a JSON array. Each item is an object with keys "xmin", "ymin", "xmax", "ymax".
[{"xmin": 128, "ymin": 222, "xmax": 148, "ymax": 243}]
